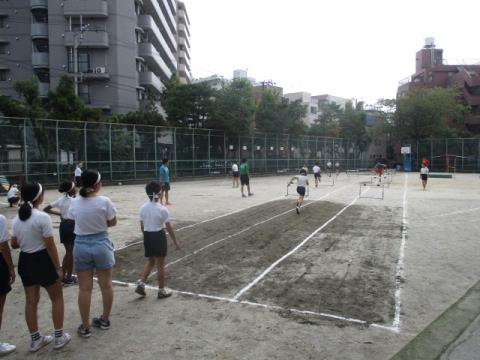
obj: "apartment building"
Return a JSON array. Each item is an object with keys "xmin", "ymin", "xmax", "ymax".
[
  {"xmin": 0, "ymin": 0, "xmax": 191, "ymax": 115},
  {"xmin": 176, "ymin": 1, "xmax": 191, "ymax": 84},
  {"xmin": 283, "ymin": 92, "xmax": 318, "ymax": 126}
]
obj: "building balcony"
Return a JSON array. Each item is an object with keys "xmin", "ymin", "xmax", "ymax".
[
  {"xmin": 178, "ymin": 50, "xmax": 190, "ymax": 66},
  {"xmin": 78, "ymin": 67, "xmax": 110, "ymax": 80},
  {"xmin": 64, "ymin": 30, "xmax": 109, "ymax": 48},
  {"xmin": 177, "ymin": 23, "xmax": 190, "ymax": 38},
  {"xmin": 38, "ymin": 82, "xmax": 49, "ymax": 97},
  {"xmin": 177, "ymin": 9, "xmax": 190, "ymax": 25},
  {"xmin": 64, "ymin": 0, "xmax": 108, "ymax": 18},
  {"xmin": 31, "ymin": 23, "xmax": 49, "ymax": 39},
  {"xmin": 32, "ymin": 52, "xmax": 49, "ymax": 68},
  {"xmin": 178, "ymin": 63, "xmax": 191, "ymax": 80},
  {"xmin": 30, "ymin": 0, "xmax": 48, "ymax": 10},
  {"xmin": 177, "ymin": 37, "xmax": 190, "ymax": 51},
  {"xmin": 137, "ymin": 14, "xmax": 177, "ymax": 71},
  {"xmin": 139, "ymin": 71, "xmax": 165, "ymax": 94},
  {"xmin": 142, "ymin": 0, "xmax": 177, "ymax": 53},
  {"xmin": 138, "ymin": 42, "xmax": 172, "ymax": 82}
]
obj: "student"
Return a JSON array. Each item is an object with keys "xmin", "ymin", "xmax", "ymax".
[
  {"xmin": 159, "ymin": 159, "xmax": 172, "ymax": 205},
  {"xmin": 10, "ymin": 182, "xmax": 71, "ymax": 352},
  {"xmin": 420, "ymin": 163, "xmax": 429, "ymax": 190},
  {"xmin": 312, "ymin": 162, "xmax": 321, "ymax": 187},
  {"xmin": 288, "ymin": 169, "xmax": 309, "ymax": 214},
  {"xmin": 67, "ymin": 170, "xmax": 117, "ymax": 338},
  {"xmin": 239, "ymin": 158, "xmax": 253, "ymax": 198},
  {"xmin": 301, "ymin": 164, "xmax": 308, "ymax": 174},
  {"xmin": 0, "ymin": 214, "xmax": 15, "ymax": 356},
  {"xmin": 44, "ymin": 181, "xmax": 77, "ymax": 286},
  {"xmin": 231, "ymin": 161, "xmax": 239, "ymax": 188},
  {"xmin": 74, "ymin": 162, "xmax": 83, "ymax": 188},
  {"xmin": 7, "ymin": 185, "xmax": 19, "ymax": 208},
  {"xmin": 135, "ymin": 181, "xmax": 180, "ymax": 299}
]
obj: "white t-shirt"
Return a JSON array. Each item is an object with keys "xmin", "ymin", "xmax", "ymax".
[
  {"xmin": 50, "ymin": 195, "xmax": 74, "ymax": 220},
  {"xmin": 12, "ymin": 209, "xmax": 53, "ymax": 253},
  {"xmin": 312, "ymin": 165, "xmax": 320, "ymax": 174},
  {"xmin": 0, "ymin": 214, "xmax": 9, "ymax": 244},
  {"xmin": 297, "ymin": 175, "xmax": 308, "ymax": 187},
  {"xmin": 74, "ymin": 167, "xmax": 82, "ymax": 177},
  {"xmin": 420, "ymin": 167, "xmax": 429, "ymax": 175},
  {"xmin": 232, "ymin": 164, "xmax": 238, "ymax": 172},
  {"xmin": 68, "ymin": 196, "xmax": 117, "ymax": 236},
  {"xmin": 139, "ymin": 201, "xmax": 170, "ymax": 232},
  {"xmin": 7, "ymin": 187, "xmax": 19, "ymax": 199}
]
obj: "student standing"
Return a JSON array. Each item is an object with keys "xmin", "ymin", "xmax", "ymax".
[
  {"xmin": 0, "ymin": 214, "xmax": 15, "ymax": 356},
  {"xmin": 312, "ymin": 162, "xmax": 321, "ymax": 187},
  {"xmin": 239, "ymin": 158, "xmax": 253, "ymax": 198},
  {"xmin": 231, "ymin": 161, "xmax": 239, "ymax": 188},
  {"xmin": 420, "ymin": 163, "xmax": 429, "ymax": 190},
  {"xmin": 7, "ymin": 185, "xmax": 19, "ymax": 208},
  {"xmin": 159, "ymin": 159, "xmax": 172, "ymax": 205},
  {"xmin": 44, "ymin": 181, "xmax": 77, "ymax": 286},
  {"xmin": 10, "ymin": 182, "xmax": 71, "ymax": 352},
  {"xmin": 288, "ymin": 169, "xmax": 309, "ymax": 214},
  {"xmin": 67, "ymin": 170, "xmax": 117, "ymax": 338},
  {"xmin": 74, "ymin": 162, "xmax": 83, "ymax": 188},
  {"xmin": 135, "ymin": 181, "xmax": 179, "ymax": 299}
]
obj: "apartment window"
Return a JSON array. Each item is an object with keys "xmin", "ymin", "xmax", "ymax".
[
  {"xmin": 0, "ymin": 70, "xmax": 8, "ymax": 81},
  {"xmin": 35, "ymin": 69, "xmax": 49, "ymax": 83},
  {"xmin": 31, "ymin": 10, "xmax": 48, "ymax": 23},
  {"xmin": 0, "ymin": 43, "xmax": 7, "ymax": 54},
  {"xmin": 0, "ymin": 17, "xmax": 5, "ymax": 28},
  {"xmin": 68, "ymin": 50, "xmax": 90, "ymax": 73},
  {"xmin": 136, "ymin": 59, "xmax": 146, "ymax": 73},
  {"xmin": 137, "ymin": 88, "xmax": 145, "ymax": 101},
  {"xmin": 78, "ymin": 84, "xmax": 90, "ymax": 104},
  {"xmin": 33, "ymin": 39, "xmax": 49, "ymax": 52}
]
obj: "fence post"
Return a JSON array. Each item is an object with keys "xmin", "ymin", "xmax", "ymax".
[
  {"xmin": 23, "ymin": 119, "xmax": 28, "ymax": 182},
  {"xmin": 430, "ymin": 139, "xmax": 433, "ymax": 170},
  {"xmin": 55, "ymin": 121, "xmax": 60, "ymax": 184},
  {"xmin": 264, "ymin": 134, "xmax": 267, "ymax": 173},
  {"xmin": 223, "ymin": 132, "xmax": 227, "ymax": 176},
  {"xmin": 153, "ymin": 127, "xmax": 157, "ymax": 178},
  {"xmin": 83, "ymin": 122, "xmax": 88, "ymax": 168},
  {"xmin": 208, "ymin": 130, "xmax": 211, "ymax": 176},
  {"xmin": 251, "ymin": 134, "xmax": 254, "ymax": 173},
  {"xmin": 109, "ymin": 124, "xmax": 113, "ymax": 182},
  {"xmin": 461, "ymin": 139, "xmax": 464, "ymax": 171},
  {"xmin": 133, "ymin": 125, "xmax": 137, "ymax": 180},
  {"xmin": 192, "ymin": 128, "xmax": 195, "ymax": 177},
  {"xmin": 173, "ymin": 128, "xmax": 177, "ymax": 179}
]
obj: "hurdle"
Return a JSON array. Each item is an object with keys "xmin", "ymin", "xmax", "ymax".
[{"xmin": 359, "ymin": 181, "xmax": 385, "ymax": 199}]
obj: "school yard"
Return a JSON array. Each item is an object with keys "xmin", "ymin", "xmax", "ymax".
[{"xmin": 0, "ymin": 171, "xmax": 479, "ymax": 359}]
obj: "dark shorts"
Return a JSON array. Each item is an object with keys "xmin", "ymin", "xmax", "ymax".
[
  {"xmin": 7, "ymin": 197, "xmax": 19, "ymax": 205},
  {"xmin": 314, "ymin": 173, "xmax": 321, "ymax": 179},
  {"xmin": 75, "ymin": 176, "xmax": 82, "ymax": 187},
  {"xmin": 297, "ymin": 186, "xmax": 306, "ymax": 196},
  {"xmin": 59, "ymin": 219, "xmax": 76, "ymax": 245},
  {"xmin": 143, "ymin": 230, "xmax": 167, "ymax": 258},
  {"xmin": 162, "ymin": 182, "xmax": 171, "ymax": 192},
  {"xmin": 232, "ymin": 171, "xmax": 239, "ymax": 178},
  {"xmin": 18, "ymin": 249, "xmax": 58, "ymax": 288},
  {"xmin": 421, "ymin": 174, "xmax": 428, "ymax": 181},
  {"xmin": 240, "ymin": 174, "xmax": 249, "ymax": 186},
  {"xmin": 0, "ymin": 255, "xmax": 12, "ymax": 296}
]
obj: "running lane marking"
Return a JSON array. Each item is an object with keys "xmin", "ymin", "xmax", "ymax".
[
  {"xmin": 153, "ymin": 183, "xmax": 353, "ymax": 274},
  {"xmin": 232, "ymin": 190, "xmax": 366, "ymax": 300},
  {"xmin": 392, "ymin": 173, "xmax": 408, "ymax": 331}
]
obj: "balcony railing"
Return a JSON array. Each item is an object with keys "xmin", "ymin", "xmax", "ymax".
[
  {"xmin": 32, "ymin": 52, "xmax": 49, "ymax": 68},
  {"xmin": 30, "ymin": 0, "xmax": 48, "ymax": 10},
  {"xmin": 139, "ymin": 71, "xmax": 165, "ymax": 94},
  {"xmin": 64, "ymin": 30, "xmax": 109, "ymax": 48},
  {"xmin": 38, "ymin": 82, "xmax": 49, "ymax": 97},
  {"xmin": 138, "ymin": 42, "xmax": 172, "ymax": 81},
  {"xmin": 64, "ymin": 0, "xmax": 108, "ymax": 18},
  {"xmin": 31, "ymin": 23, "xmax": 48, "ymax": 38}
]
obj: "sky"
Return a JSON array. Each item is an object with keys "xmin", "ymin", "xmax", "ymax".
[{"xmin": 181, "ymin": 0, "xmax": 480, "ymax": 104}]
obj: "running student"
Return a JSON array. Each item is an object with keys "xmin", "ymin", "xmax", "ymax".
[
  {"xmin": 67, "ymin": 170, "xmax": 117, "ymax": 338},
  {"xmin": 0, "ymin": 214, "xmax": 16, "ymax": 356},
  {"xmin": 7, "ymin": 185, "xmax": 19, "ymax": 208},
  {"xmin": 420, "ymin": 163, "xmax": 429, "ymax": 190},
  {"xmin": 159, "ymin": 158, "xmax": 172, "ymax": 205},
  {"xmin": 10, "ymin": 182, "xmax": 71, "ymax": 352},
  {"xmin": 231, "ymin": 161, "xmax": 239, "ymax": 188},
  {"xmin": 288, "ymin": 169, "xmax": 309, "ymax": 214},
  {"xmin": 240, "ymin": 158, "xmax": 253, "ymax": 198},
  {"xmin": 312, "ymin": 162, "xmax": 321, "ymax": 187},
  {"xmin": 135, "ymin": 181, "xmax": 179, "ymax": 299},
  {"xmin": 44, "ymin": 181, "xmax": 77, "ymax": 286}
]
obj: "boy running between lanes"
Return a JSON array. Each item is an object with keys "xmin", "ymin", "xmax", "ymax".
[
  {"xmin": 420, "ymin": 163, "xmax": 429, "ymax": 190},
  {"xmin": 312, "ymin": 162, "xmax": 321, "ymax": 187},
  {"xmin": 288, "ymin": 169, "xmax": 309, "ymax": 214},
  {"xmin": 135, "ymin": 181, "xmax": 179, "ymax": 299}
]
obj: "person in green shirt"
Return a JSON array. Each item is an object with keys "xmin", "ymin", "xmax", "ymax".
[{"xmin": 239, "ymin": 158, "xmax": 253, "ymax": 198}]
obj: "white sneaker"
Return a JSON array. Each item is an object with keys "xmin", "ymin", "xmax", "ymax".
[
  {"xmin": 0, "ymin": 343, "xmax": 16, "ymax": 356},
  {"xmin": 29, "ymin": 335, "xmax": 53, "ymax": 352},
  {"xmin": 157, "ymin": 287, "xmax": 172, "ymax": 299},
  {"xmin": 53, "ymin": 333, "xmax": 71, "ymax": 350}
]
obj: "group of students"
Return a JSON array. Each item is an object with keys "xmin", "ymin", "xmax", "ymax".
[{"xmin": 0, "ymin": 168, "xmax": 179, "ymax": 356}]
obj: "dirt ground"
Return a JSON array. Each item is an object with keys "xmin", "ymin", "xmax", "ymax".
[{"xmin": 0, "ymin": 172, "xmax": 479, "ymax": 359}]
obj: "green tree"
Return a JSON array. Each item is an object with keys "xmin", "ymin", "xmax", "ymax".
[
  {"xmin": 254, "ymin": 91, "xmax": 283, "ymax": 133},
  {"xmin": 309, "ymin": 102, "xmax": 342, "ymax": 137},
  {"xmin": 340, "ymin": 101, "xmax": 370, "ymax": 153},
  {"xmin": 394, "ymin": 88, "xmax": 469, "ymax": 140}
]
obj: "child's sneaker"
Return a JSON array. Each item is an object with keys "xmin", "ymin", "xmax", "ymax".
[
  {"xmin": 29, "ymin": 335, "xmax": 53, "ymax": 352},
  {"xmin": 241, "ymin": 194, "xmax": 247, "ymax": 198},
  {"xmin": 63, "ymin": 275, "xmax": 78, "ymax": 287},
  {"xmin": 0, "ymin": 343, "xmax": 16, "ymax": 356},
  {"xmin": 53, "ymin": 333, "xmax": 71, "ymax": 350},
  {"xmin": 135, "ymin": 281, "xmax": 146, "ymax": 296},
  {"xmin": 296, "ymin": 206, "xmax": 300, "ymax": 214},
  {"xmin": 248, "ymin": 193, "xmax": 254, "ymax": 196},
  {"xmin": 92, "ymin": 316, "xmax": 110, "ymax": 330},
  {"xmin": 157, "ymin": 287, "xmax": 172, "ymax": 299},
  {"xmin": 77, "ymin": 324, "xmax": 91, "ymax": 338}
]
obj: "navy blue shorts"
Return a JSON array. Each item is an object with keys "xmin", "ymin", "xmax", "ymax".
[
  {"xmin": 143, "ymin": 230, "xmax": 167, "ymax": 258},
  {"xmin": 0, "ymin": 255, "xmax": 12, "ymax": 295},
  {"xmin": 18, "ymin": 249, "xmax": 58, "ymax": 288},
  {"xmin": 297, "ymin": 186, "xmax": 306, "ymax": 196}
]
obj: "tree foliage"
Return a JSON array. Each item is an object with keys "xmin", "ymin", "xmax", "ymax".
[{"xmin": 309, "ymin": 102, "xmax": 342, "ymax": 137}]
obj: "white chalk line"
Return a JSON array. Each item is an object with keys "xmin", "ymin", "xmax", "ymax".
[
  {"xmin": 392, "ymin": 173, "xmax": 408, "ymax": 330},
  {"xmin": 420, "ymin": 206, "xmax": 480, "ymax": 220},
  {"xmin": 110, "ymin": 278, "xmax": 397, "ymax": 332},
  {"xmin": 233, "ymin": 190, "xmax": 366, "ymax": 300}
]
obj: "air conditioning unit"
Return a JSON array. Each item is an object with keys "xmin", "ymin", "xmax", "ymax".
[{"xmin": 95, "ymin": 67, "xmax": 106, "ymax": 74}]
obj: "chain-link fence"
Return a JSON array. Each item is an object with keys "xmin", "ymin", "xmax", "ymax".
[{"xmin": 0, "ymin": 117, "xmax": 368, "ymax": 185}]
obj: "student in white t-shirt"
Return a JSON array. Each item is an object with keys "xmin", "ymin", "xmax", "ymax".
[
  {"xmin": 135, "ymin": 181, "xmax": 179, "ymax": 299},
  {"xmin": 420, "ymin": 163, "xmax": 429, "ymax": 191},
  {"xmin": 312, "ymin": 162, "xmax": 321, "ymax": 187},
  {"xmin": 288, "ymin": 169, "xmax": 309, "ymax": 214},
  {"xmin": 67, "ymin": 169, "xmax": 117, "ymax": 338},
  {"xmin": 44, "ymin": 181, "xmax": 77, "ymax": 286},
  {"xmin": 231, "ymin": 161, "xmax": 239, "ymax": 188},
  {"xmin": 0, "ymin": 214, "xmax": 16, "ymax": 356},
  {"xmin": 7, "ymin": 185, "xmax": 19, "ymax": 208},
  {"xmin": 74, "ymin": 162, "xmax": 83, "ymax": 188},
  {"xmin": 10, "ymin": 182, "xmax": 71, "ymax": 352}
]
